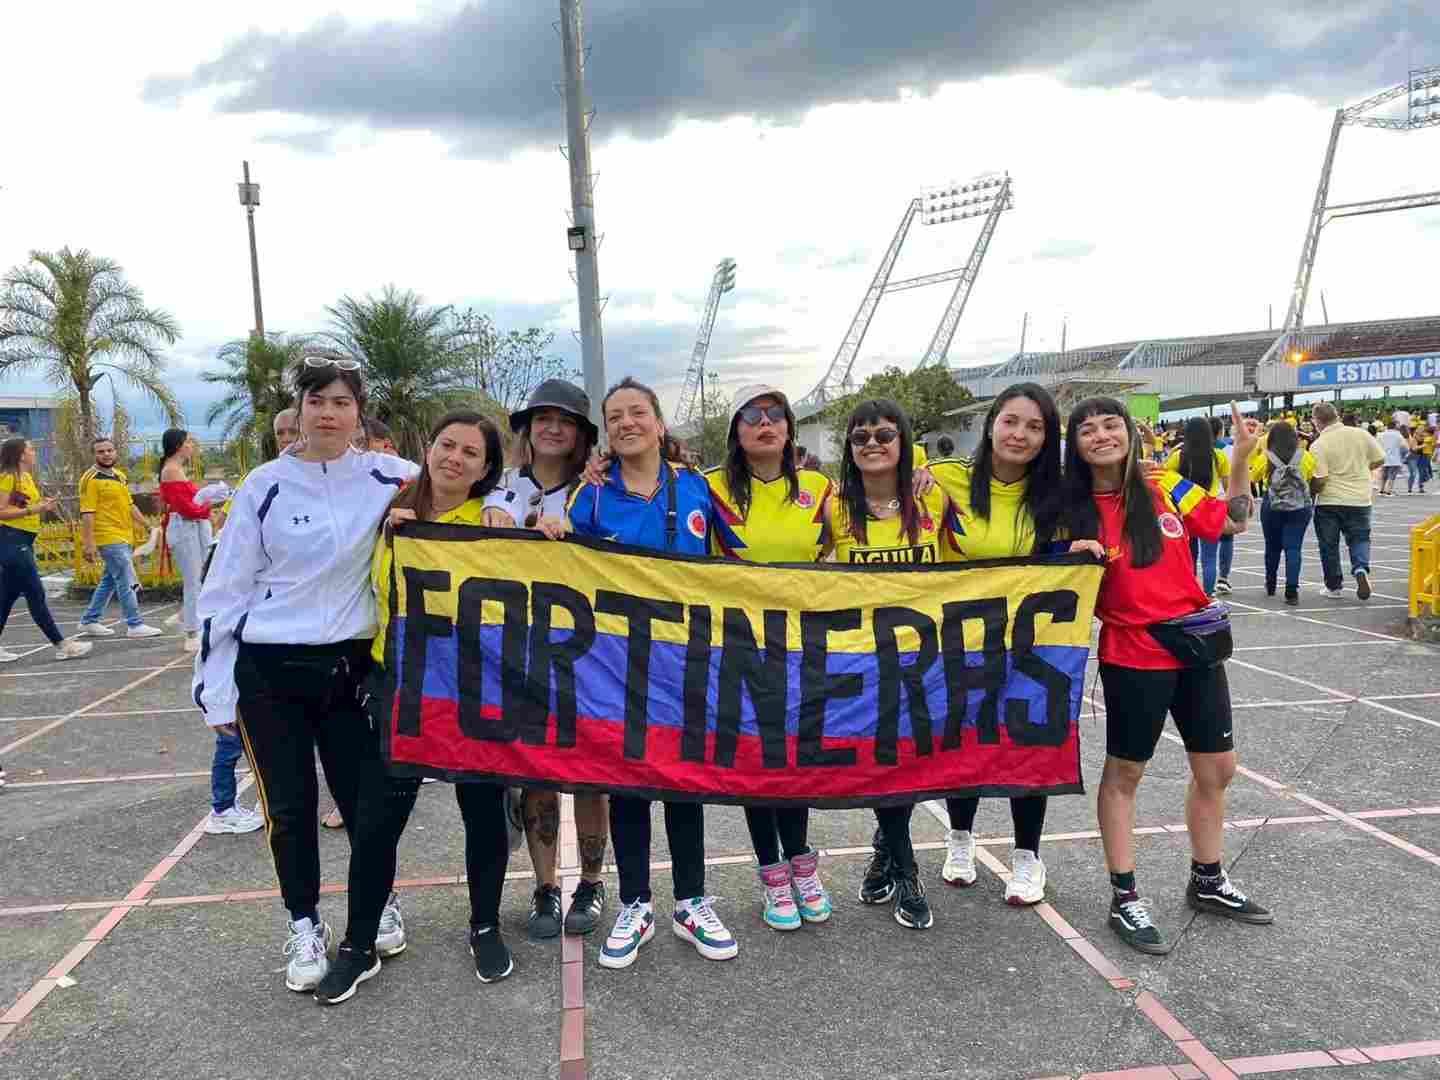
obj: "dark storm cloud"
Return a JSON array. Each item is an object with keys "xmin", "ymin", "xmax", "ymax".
[{"xmin": 144, "ymin": 2, "xmax": 1434, "ymax": 157}]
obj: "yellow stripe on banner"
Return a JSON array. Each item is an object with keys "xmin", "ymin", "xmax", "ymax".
[{"xmin": 392, "ymin": 534, "xmax": 1101, "ymax": 652}]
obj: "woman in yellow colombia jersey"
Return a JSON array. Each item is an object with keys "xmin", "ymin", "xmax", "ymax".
[
  {"xmin": 825, "ymin": 398, "xmax": 962, "ymax": 931},
  {"xmin": 704, "ymin": 384, "xmax": 836, "ymax": 932},
  {"xmin": 921, "ymin": 382, "xmax": 1066, "ymax": 908}
]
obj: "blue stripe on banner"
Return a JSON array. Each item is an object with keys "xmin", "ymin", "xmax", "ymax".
[{"xmin": 391, "ymin": 618, "xmax": 1086, "ymax": 740}]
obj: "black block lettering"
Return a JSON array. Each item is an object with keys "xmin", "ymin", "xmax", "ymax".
[
  {"xmin": 1006, "ymin": 590, "xmax": 1078, "ymax": 747},
  {"xmin": 681, "ymin": 605, "xmax": 712, "ymax": 764},
  {"xmin": 873, "ymin": 607, "xmax": 939, "ymax": 764},
  {"xmin": 524, "ymin": 582, "xmax": 596, "ymax": 748},
  {"xmin": 798, "ymin": 610, "xmax": 861, "ymax": 768},
  {"xmin": 940, "ymin": 598, "xmax": 1009, "ymax": 747},
  {"xmin": 456, "ymin": 578, "xmax": 529, "ymax": 742},
  {"xmin": 397, "ymin": 568, "xmax": 453, "ymax": 736},
  {"xmin": 716, "ymin": 608, "xmax": 789, "ymax": 768},
  {"xmin": 596, "ymin": 591, "xmax": 684, "ymax": 760}
]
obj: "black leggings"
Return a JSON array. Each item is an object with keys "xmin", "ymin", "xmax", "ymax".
[
  {"xmin": 873, "ymin": 804, "xmax": 917, "ymax": 874},
  {"xmin": 946, "ymin": 795, "xmax": 1048, "ymax": 853},
  {"xmin": 610, "ymin": 796, "xmax": 705, "ymax": 905},
  {"xmin": 454, "ymin": 782, "xmax": 510, "ymax": 929},
  {"xmin": 0, "ymin": 527, "xmax": 63, "ymax": 644},
  {"xmin": 744, "ymin": 806, "xmax": 810, "ymax": 866}
]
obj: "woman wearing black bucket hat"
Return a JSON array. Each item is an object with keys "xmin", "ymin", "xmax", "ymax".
[{"xmin": 482, "ymin": 379, "xmax": 611, "ymax": 940}]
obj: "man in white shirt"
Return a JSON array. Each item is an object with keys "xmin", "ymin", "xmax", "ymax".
[
  {"xmin": 1310, "ymin": 403, "xmax": 1385, "ymax": 599},
  {"xmin": 1375, "ymin": 421, "xmax": 1408, "ymax": 497}
]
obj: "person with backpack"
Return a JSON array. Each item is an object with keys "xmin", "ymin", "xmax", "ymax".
[{"xmin": 1250, "ymin": 422, "xmax": 1322, "ymax": 606}]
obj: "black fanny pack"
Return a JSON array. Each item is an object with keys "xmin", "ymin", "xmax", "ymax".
[{"xmin": 1146, "ymin": 602, "xmax": 1233, "ymax": 668}]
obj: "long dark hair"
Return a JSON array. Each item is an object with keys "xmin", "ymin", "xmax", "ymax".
[
  {"xmin": 601, "ymin": 377, "xmax": 686, "ymax": 464},
  {"xmin": 724, "ymin": 396, "xmax": 800, "ymax": 518},
  {"xmin": 970, "ymin": 382, "xmax": 1062, "ymax": 551},
  {"xmin": 0, "ymin": 436, "xmax": 26, "ymax": 478},
  {"xmin": 158, "ymin": 428, "xmax": 189, "ymax": 480},
  {"xmin": 838, "ymin": 398, "xmax": 918, "ymax": 546},
  {"xmin": 1267, "ymin": 421, "xmax": 1299, "ymax": 463},
  {"xmin": 1177, "ymin": 417, "xmax": 1215, "ymax": 490},
  {"xmin": 391, "ymin": 411, "xmax": 503, "ymax": 525},
  {"xmin": 1060, "ymin": 396, "xmax": 1163, "ymax": 569}
]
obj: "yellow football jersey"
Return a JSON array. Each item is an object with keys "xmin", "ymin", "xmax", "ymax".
[{"xmin": 706, "ymin": 467, "xmax": 832, "ymax": 564}]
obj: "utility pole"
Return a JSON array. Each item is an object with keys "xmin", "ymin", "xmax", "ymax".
[
  {"xmin": 1019, "ymin": 311, "xmax": 1028, "ymax": 356},
  {"xmin": 237, "ymin": 161, "xmax": 265, "ymax": 338},
  {"xmin": 559, "ymin": 0, "xmax": 605, "ymax": 432}
]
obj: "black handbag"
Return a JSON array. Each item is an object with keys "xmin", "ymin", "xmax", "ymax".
[{"xmin": 1146, "ymin": 602, "xmax": 1233, "ymax": 668}]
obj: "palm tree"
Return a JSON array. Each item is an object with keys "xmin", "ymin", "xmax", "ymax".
[
  {"xmin": 0, "ymin": 247, "xmax": 182, "ymax": 440},
  {"xmin": 203, "ymin": 333, "xmax": 310, "ymax": 461},
  {"xmin": 322, "ymin": 286, "xmax": 470, "ymax": 459}
]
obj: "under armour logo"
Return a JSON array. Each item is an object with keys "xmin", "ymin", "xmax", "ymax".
[{"xmin": 292, "ymin": 515, "xmax": 311, "ymax": 526}]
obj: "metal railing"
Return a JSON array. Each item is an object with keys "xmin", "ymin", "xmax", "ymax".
[
  {"xmin": 34, "ymin": 518, "xmax": 182, "ymax": 589},
  {"xmin": 1409, "ymin": 513, "xmax": 1440, "ymax": 618}
]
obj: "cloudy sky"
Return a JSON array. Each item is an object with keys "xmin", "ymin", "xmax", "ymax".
[{"xmin": 2, "ymin": 1, "xmax": 1437, "ymax": 435}]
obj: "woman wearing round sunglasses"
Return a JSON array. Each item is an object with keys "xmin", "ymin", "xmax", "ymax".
[
  {"xmin": 823, "ymin": 398, "xmax": 964, "ymax": 930},
  {"xmin": 482, "ymin": 380, "xmax": 613, "ymax": 942},
  {"xmin": 703, "ymin": 384, "xmax": 837, "ymax": 933}
]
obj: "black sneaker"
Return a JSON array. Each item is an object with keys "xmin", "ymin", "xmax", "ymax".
[
  {"xmin": 1264, "ymin": 581, "xmax": 1276, "ymax": 597},
  {"xmin": 1355, "ymin": 571, "xmax": 1372, "ymax": 601},
  {"xmin": 1215, "ymin": 577, "xmax": 1232, "ymax": 595},
  {"xmin": 564, "ymin": 879, "xmax": 606, "ymax": 936},
  {"xmin": 858, "ymin": 840, "xmax": 895, "ymax": 905},
  {"xmin": 469, "ymin": 925, "xmax": 514, "ymax": 983},
  {"xmin": 1284, "ymin": 589, "xmax": 1299, "ymax": 606},
  {"xmin": 892, "ymin": 870, "xmax": 933, "ymax": 929},
  {"xmin": 1109, "ymin": 893, "xmax": 1171, "ymax": 954},
  {"xmin": 528, "ymin": 883, "xmax": 563, "ymax": 940},
  {"xmin": 313, "ymin": 942, "xmax": 380, "ymax": 1005},
  {"xmin": 1187, "ymin": 871, "xmax": 1273, "ymax": 924}
]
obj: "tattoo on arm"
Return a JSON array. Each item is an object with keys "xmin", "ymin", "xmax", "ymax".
[{"xmin": 578, "ymin": 833, "xmax": 607, "ymax": 877}]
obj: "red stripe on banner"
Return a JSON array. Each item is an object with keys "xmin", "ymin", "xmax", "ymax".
[{"xmin": 388, "ymin": 697, "xmax": 1080, "ymax": 805}]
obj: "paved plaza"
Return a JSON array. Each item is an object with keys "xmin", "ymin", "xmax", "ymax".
[{"xmin": 2, "ymin": 495, "xmax": 1438, "ymax": 1080}]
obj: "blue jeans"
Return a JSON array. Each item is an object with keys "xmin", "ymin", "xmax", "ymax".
[
  {"xmin": 0, "ymin": 526, "xmax": 64, "ymax": 644},
  {"xmin": 1260, "ymin": 499, "xmax": 1312, "ymax": 594},
  {"xmin": 211, "ymin": 727, "xmax": 246, "ymax": 813},
  {"xmin": 1312, "ymin": 505, "xmax": 1371, "ymax": 592},
  {"xmin": 1407, "ymin": 455, "xmax": 1426, "ymax": 492},
  {"xmin": 81, "ymin": 543, "xmax": 143, "ymax": 627},
  {"xmin": 1189, "ymin": 535, "xmax": 1234, "ymax": 595}
]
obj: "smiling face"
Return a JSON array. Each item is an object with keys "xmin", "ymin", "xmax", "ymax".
[
  {"xmin": 93, "ymin": 440, "xmax": 117, "ymax": 468},
  {"xmin": 991, "ymin": 395, "xmax": 1046, "ymax": 470},
  {"xmin": 529, "ymin": 407, "xmax": 580, "ymax": 460},
  {"xmin": 848, "ymin": 419, "xmax": 902, "ymax": 478},
  {"xmin": 604, "ymin": 388, "xmax": 663, "ymax": 459},
  {"xmin": 1075, "ymin": 411, "xmax": 1131, "ymax": 469},
  {"xmin": 735, "ymin": 395, "xmax": 788, "ymax": 461},
  {"xmin": 298, "ymin": 376, "xmax": 360, "ymax": 458},
  {"xmin": 426, "ymin": 422, "xmax": 489, "ymax": 504}
]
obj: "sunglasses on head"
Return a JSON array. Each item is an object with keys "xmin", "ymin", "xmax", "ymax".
[
  {"xmin": 849, "ymin": 428, "xmax": 900, "ymax": 448},
  {"xmin": 302, "ymin": 355, "xmax": 362, "ymax": 371},
  {"xmin": 738, "ymin": 403, "xmax": 787, "ymax": 426}
]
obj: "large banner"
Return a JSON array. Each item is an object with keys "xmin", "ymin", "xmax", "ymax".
[{"xmin": 380, "ymin": 525, "xmax": 1104, "ymax": 808}]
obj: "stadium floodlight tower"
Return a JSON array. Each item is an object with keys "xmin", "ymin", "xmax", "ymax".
[
  {"xmin": 1281, "ymin": 64, "xmax": 1440, "ymax": 340},
  {"xmin": 674, "ymin": 258, "xmax": 738, "ymax": 427},
  {"xmin": 798, "ymin": 172, "xmax": 1013, "ymax": 407}
]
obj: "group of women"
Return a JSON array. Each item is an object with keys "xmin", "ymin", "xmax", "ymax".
[{"xmin": 190, "ymin": 354, "xmax": 1273, "ymax": 1007}]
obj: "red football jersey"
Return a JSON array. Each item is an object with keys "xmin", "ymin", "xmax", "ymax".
[{"xmin": 1093, "ymin": 474, "xmax": 1229, "ymax": 670}]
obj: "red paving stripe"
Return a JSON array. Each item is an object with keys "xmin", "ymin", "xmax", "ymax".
[
  {"xmin": 1225, "ymin": 1050, "xmax": 1338, "ymax": 1073},
  {"xmin": 1077, "ymin": 1068, "xmax": 1183, "ymax": 1079},
  {"xmin": 45, "ymin": 940, "xmax": 99, "ymax": 980},
  {"xmin": 1285, "ymin": 792, "xmax": 1440, "ymax": 869},
  {"xmin": 1327, "ymin": 1049, "xmax": 1369, "ymax": 1065},
  {"xmin": 1135, "ymin": 992, "xmax": 1194, "ymax": 1041},
  {"xmin": 7, "ymin": 769, "xmax": 232, "ymax": 790},
  {"xmin": 556, "ymin": 794, "xmax": 587, "ymax": 1079},
  {"xmin": 1358, "ymin": 1040, "xmax": 1440, "ymax": 1061},
  {"xmin": 1176, "ymin": 1039, "xmax": 1239, "ymax": 1080}
]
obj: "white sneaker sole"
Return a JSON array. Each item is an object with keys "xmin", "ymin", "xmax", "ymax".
[
  {"xmin": 376, "ymin": 936, "xmax": 406, "ymax": 958},
  {"xmin": 315, "ymin": 955, "xmax": 381, "ymax": 1005},
  {"xmin": 203, "ymin": 816, "xmax": 264, "ymax": 835},
  {"xmin": 469, "ymin": 943, "xmax": 515, "ymax": 983},
  {"xmin": 941, "ymin": 862, "xmax": 977, "ymax": 887},
  {"xmin": 597, "ymin": 921, "xmax": 655, "ymax": 969},
  {"xmin": 1004, "ymin": 884, "xmax": 1046, "ymax": 906},
  {"xmin": 762, "ymin": 908, "xmax": 802, "ymax": 931},
  {"xmin": 893, "ymin": 907, "xmax": 934, "ymax": 930},
  {"xmin": 286, "ymin": 965, "xmax": 330, "ymax": 993},
  {"xmin": 77, "ymin": 623, "xmax": 114, "ymax": 637},
  {"xmin": 672, "ymin": 919, "xmax": 738, "ymax": 960}
]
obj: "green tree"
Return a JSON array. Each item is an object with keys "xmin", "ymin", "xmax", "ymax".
[
  {"xmin": 694, "ymin": 372, "xmax": 731, "ymax": 467},
  {"xmin": 202, "ymin": 333, "xmax": 309, "ymax": 461},
  {"xmin": 322, "ymin": 286, "xmax": 469, "ymax": 460},
  {"xmin": 49, "ymin": 391, "xmax": 134, "ymax": 486},
  {"xmin": 824, "ymin": 365, "xmax": 973, "ymax": 447},
  {"xmin": 450, "ymin": 308, "xmax": 579, "ymax": 413},
  {"xmin": 0, "ymin": 247, "xmax": 182, "ymax": 440}
]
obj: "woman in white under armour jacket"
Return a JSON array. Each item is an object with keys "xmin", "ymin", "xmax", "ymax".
[{"xmin": 192, "ymin": 356, "xmax": 419, "ymax": 995}]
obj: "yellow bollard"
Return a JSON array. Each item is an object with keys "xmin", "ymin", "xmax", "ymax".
[{"xmin": 1410, "ymin": 514, "xmax": 1440, "ymax": 619}]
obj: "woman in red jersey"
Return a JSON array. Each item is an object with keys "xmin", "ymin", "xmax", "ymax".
[{"xmin": 1058, "ymin": 399, "xmax": 1273, "ymax": 956}]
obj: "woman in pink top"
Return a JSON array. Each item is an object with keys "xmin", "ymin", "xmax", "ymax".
[{"xmin": 158, "ymin": 428, "xmax": 215, "ymax": 652}]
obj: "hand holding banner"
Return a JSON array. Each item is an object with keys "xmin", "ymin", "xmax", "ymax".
[{"xmin": 380, "ymin": 525, "xmax": 1103, "ymax": 808}]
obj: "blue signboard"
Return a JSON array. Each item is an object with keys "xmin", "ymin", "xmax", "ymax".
[{"xmin": 1297, "ymin": 354, "xmax": 1440, "ymax": 388}]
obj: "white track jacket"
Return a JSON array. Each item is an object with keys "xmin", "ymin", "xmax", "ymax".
[{"xmin": 191, "ymin": 449, "xmax": 419, "ymax": 727}]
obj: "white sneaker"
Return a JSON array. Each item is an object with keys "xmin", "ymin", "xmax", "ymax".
[
  {"xmin": 1004, "ymin": 849, "xmax": 1047, "ymax": 906},
  {"xmin": 77, "ymin": 621, "xmax": 115, "ymax": 637},
  {"xmin": 942, "ymin": 829, "xmax": 977, "ymax": 886},
  {"xmin": 671, "ymin": 896, "xmax": 738, "ymax": 961},
  {"xmin": 204, "ymin": 803, "xmax": 265, "ymax": 834},
  {"xmin": 163, "ymin": 613, "xmax": 182, "ymax": 628},
  {"xmin": 598, "ymin": 900, "xmax": 655, "ymax": 970},
  {"xmin": 183, "ymin": 633, "xmax": 201, "ymax": 653},
  {"xmin": 126, "ymin": 624, "xmax": 164, "ymax": 638},
  {"xmin": 1323, "ymin": 588, "xmax": 1345, "ymax": 599},
  {"xmin": 283, "ymin": 917, "xmax": 332, "ymax": 991},
  {"xmin": 376, "ymin": 892, "xmax": 406, "ymax": 957},
  {"xmin": 0, "ymin": 647, "xmax": 19, "ymax": 664},
  {"xmin": 55, "ymin": 639, "xmax": 93, "ymax": 661}
]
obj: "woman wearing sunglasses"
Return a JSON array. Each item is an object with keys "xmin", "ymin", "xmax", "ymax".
[
  {"xmin": 825, "ymin": 398, "xmax": 963, "ymax": 930},
  {"xmin": 482, "ymin": 380, "xmax": 612, "ymax": 942},
  {"xmin": 918, "ymin": 383, "xmax": 1067, "ymax": 907},
  {"xmin": 703, "ymin": 384, "xmax": 836, "ymax": 932},
  {"xmin": 538, "ymin": 377, "xmax": 739, "ymax": 971},
  {"xmin": 193, "ymin": 355, "xmax": 421, "ymax": 995}
]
